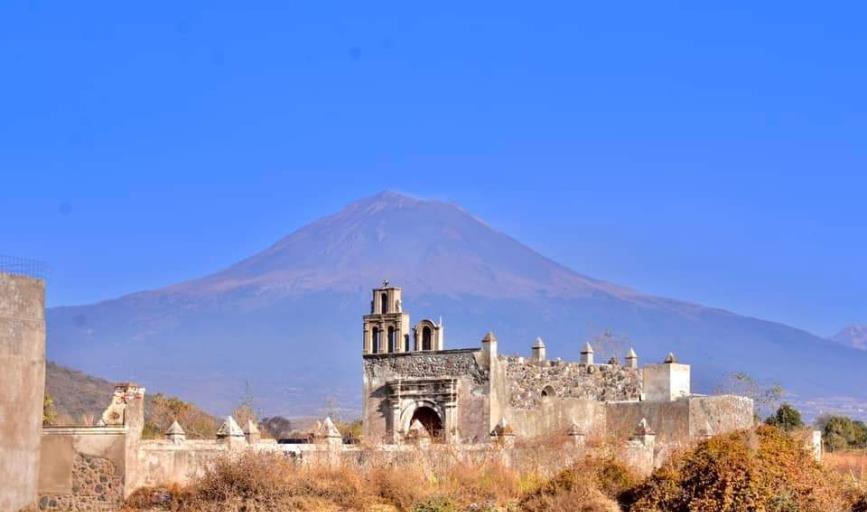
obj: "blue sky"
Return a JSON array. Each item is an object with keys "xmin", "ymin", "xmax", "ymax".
[{"xmin": 1, "ymin": 2, "xmax": 865, "ymax": 337}]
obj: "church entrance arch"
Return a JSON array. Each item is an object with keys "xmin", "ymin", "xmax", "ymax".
[{"xmin": 410, "ymin": 406, "xmax": 443, "ymax": 440}]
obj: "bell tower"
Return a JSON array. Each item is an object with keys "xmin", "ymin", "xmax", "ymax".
[{"xmin": 363, "ymin": 281, "xmax": 411, "ymax": 354}]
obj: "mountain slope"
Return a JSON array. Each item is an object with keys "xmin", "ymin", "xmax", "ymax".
[
  {"xmin": 45, "ymin": 361, "xmax": 117, "ymax": 423},
  {"xmin": 46, "ymin": 191, "xmax": 867, "ymax": 418},
  {"xmin": 831, "ymin": 325, "xmax": 867, "ymax": 350}
]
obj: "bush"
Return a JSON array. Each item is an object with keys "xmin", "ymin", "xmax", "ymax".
[
  {"xmin": 628, "ymin": 425, "xmax": 847, "ymax": 512},
  {"xmin": 765, "ymin": 403, "xmax": 804, "ymax": 432},
  {"xmin": 818, "ymin": 415, "xmax": 867, "ymax": 452},
  {"xmin": 519, "ymin": 456, "xmax": 633, "ymax": 512}
]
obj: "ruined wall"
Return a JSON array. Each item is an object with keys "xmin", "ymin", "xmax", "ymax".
[
  {"xmin": 687, "ymin": 395, "xmax": 754, "ymax": 438},
  {"xmin": 0, "ymin": 273, "xmax": 46, "ymax": 512},
  {"xmin": 38, "ymin": 428, "xmax": 127, "ymax": 512},
  {"xmin": 362, "ymin": 349, "xmax": 491, "ymax": 444},
  {"xmin": 134, "ymin": 441, "xmax": 229, "ymax": 489},
  {"xmin": 605, "ymin": 395, "xmax": 754, "ymax": 468},
  {"xmin": 605, "ymin": 399, "xmax": 691, "ymax": 445},
  {"xmin": 507, "ymin": 398, "xmax": 606, "ymax": 439},
  {"xmin": 503, "ymin": 357, "xmax": 641, "ymax": 408}
]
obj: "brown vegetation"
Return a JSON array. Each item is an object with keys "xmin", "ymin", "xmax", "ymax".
[
  {"xmin": 124, "ymin": 426, "xmax": 867, "ymax": 512},
  {"xmin": 141, "ymin": 393, "xmax": 218, "ymax": 439},
  {"xmin": 825, "ymin": 450, "xmax": 867, "ymax": 512},
  {"xmin": 629, "ymin": 425, "xmax": 851, "ymax": 512}
]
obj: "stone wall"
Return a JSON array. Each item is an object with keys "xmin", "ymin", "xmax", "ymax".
[
  {"xmin": 38, "ymin": 453, "xmax": 123, "ymax": 512},
  {"xmin": 0, "ymin": 273, "xmax": 46, "ymax": 512},
  {"xmin": 38, "ymin": 428, "xmax": 127, "ymax": 512},
  {"xmin": 605, "ymin": 395, "xmax": 754, "ymax": 467},
  {"xmin": 502, "ymin": 356, "xmax": 641, "ymax": 408},
  {"xmin": 507, "ymin": 398, "xmax": 606, "ymax": 439},
  {"xmin": 687, "ymin": 395, "xmax": 754, "ymax": 438},
  {"xmin": 364, "ymin": 349, "xmax": 488, "ymax": 384},
  {"xmin": 605, "ymin": 399, "xmax": 691, "ymax": 445},
  {"xmin": 134, "ymin": 441, "xmax": 229, "ymax": 489},
  {"xmin": 362, "ymin": 349, "xmax": 491, "ymax": 444}
]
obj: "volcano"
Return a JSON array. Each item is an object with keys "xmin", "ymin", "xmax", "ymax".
[{"xmin": 47, "ymin": 191, "xmax": 867, "ymax": 418}]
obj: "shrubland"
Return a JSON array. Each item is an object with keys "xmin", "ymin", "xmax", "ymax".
[{"xmin": 125, "ymin": 425, "xmax": 867, "ymax": 512}]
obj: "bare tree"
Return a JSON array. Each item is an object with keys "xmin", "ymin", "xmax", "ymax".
[
  {"xmin": 587, "ymin": 329, "xmax": 630, "ymax": 364},
  {"xmin": 231, "ymin": 381, "xmax": 260, "ymax": 427},
  {"xmin": 715, "ymin": 372, "xmax": 784, "ymax": 419}
]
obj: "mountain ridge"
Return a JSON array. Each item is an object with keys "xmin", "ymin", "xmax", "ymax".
[{"xmin": 46, "ymin": 191, "xmax": 867, "ymax": 419}]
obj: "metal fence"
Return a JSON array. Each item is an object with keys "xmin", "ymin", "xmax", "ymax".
[{"xmin": 0, "ymin": 254, "xmax": 50, "ymax": 281}]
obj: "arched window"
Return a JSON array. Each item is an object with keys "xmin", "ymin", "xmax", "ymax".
[
  {"xmin": 372, "ymin": 327, "xmax": 380, "ymax": 354},
  {"xmin": 404, "ymin": 334, "xmax": 410, "ymax": 352},
  {"xmin": 422, "ymin": 326, "xmax": 432, "ymax": 351},
  {"xmin": 381, "ymin": 293, "xmax": 389, "ymax": 314},
  {"xmin": 387, "ymin": 326, "xmax": 395, "ymax": 353}
]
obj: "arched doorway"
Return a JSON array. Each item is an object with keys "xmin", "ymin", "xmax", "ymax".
[
  {"xmin": 422, "ymin": 326, "xmax": 432, "ymax": 351},
  {"xmin": 410, "ymin": 406, "xmax": 443, "ymax": 440}
]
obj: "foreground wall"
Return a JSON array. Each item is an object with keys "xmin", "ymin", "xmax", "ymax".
[
  {"xmin": 38, "ymin": 428, "xmax": 127, "ymax": 511},
  {"xmin": 0, "ymin": 273, "xmax": 46, "ymax": 512}
]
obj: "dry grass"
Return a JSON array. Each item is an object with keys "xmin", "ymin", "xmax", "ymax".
[
  {"xmin": 124, "ymin": 436, "xmax": 624, "ymax": 512},
  {"xmin": 125, "ymin": 429, "xmax": 867, "ymax": 512},
  {"xmin": 826, "ymin": 450, "xmax": 867, "ymax": 483},
  {"xmin": 825, "ymin": 450, "xmax": 867, "ymax": 512}
]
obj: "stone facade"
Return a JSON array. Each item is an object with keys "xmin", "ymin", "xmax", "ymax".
[
  {"xmin": 361, "ymin": 284, "xmax": 755, "ymax": 465},
  {"xmin": 503, "ymin": 356, "xmax": 641, "ymax": 408}
]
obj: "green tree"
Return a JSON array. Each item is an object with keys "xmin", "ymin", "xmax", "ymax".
[
  {"xmin": 764, "ymin": 403, "xmax": 804, "ymax": 432},
  {"xmin": 816, "ymin": 414, "xmax": 867, "ymax": 452}
]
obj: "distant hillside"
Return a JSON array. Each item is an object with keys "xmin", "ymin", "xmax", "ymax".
[
  {"xmin": 831, "ymin": 325, "xmax": 867, "ymax": 350},
  {"xmin": 45, "ymin": 361, "xmax": 217, "ymax": 436},
  {"xmin": 46, "ymin": 191, "xmax": 867, "ymax": 419},
  {"xmin": 45, "ymin": 361, "xmax": 116, "ymax": 423}
]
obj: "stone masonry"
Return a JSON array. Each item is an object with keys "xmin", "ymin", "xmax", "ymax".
[{"xmin": 361, "ymin": 283, "xmax": 755, "ymax": 464}]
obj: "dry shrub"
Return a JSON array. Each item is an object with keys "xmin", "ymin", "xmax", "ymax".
[
  {"xmin": 519, "ymin": 456, "xmax": 636, "ymax": 512},
  {"xmin": 628, "ymin": 425, "xmax": 850, "ymax": 512},
  {"xmin": 368, "ymin": 462, "xmax": 428, "ymax": 509}
]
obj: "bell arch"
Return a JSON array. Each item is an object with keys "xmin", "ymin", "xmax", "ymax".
[
  {"xmin": 372, "ymin": 327, "xmax": 381, "ymax": 354},
  {"xmin": 387, "ymin": 326, "xmax": 396, "ymax": 353},
  {"xmin": 414, "ymin": 319, "xmax": 443, "ymax": 351}
]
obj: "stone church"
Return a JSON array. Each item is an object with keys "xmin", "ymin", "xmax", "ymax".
[{"xmin": 362, "ymin": 282, "xmax": 754, "ymax": 447}]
